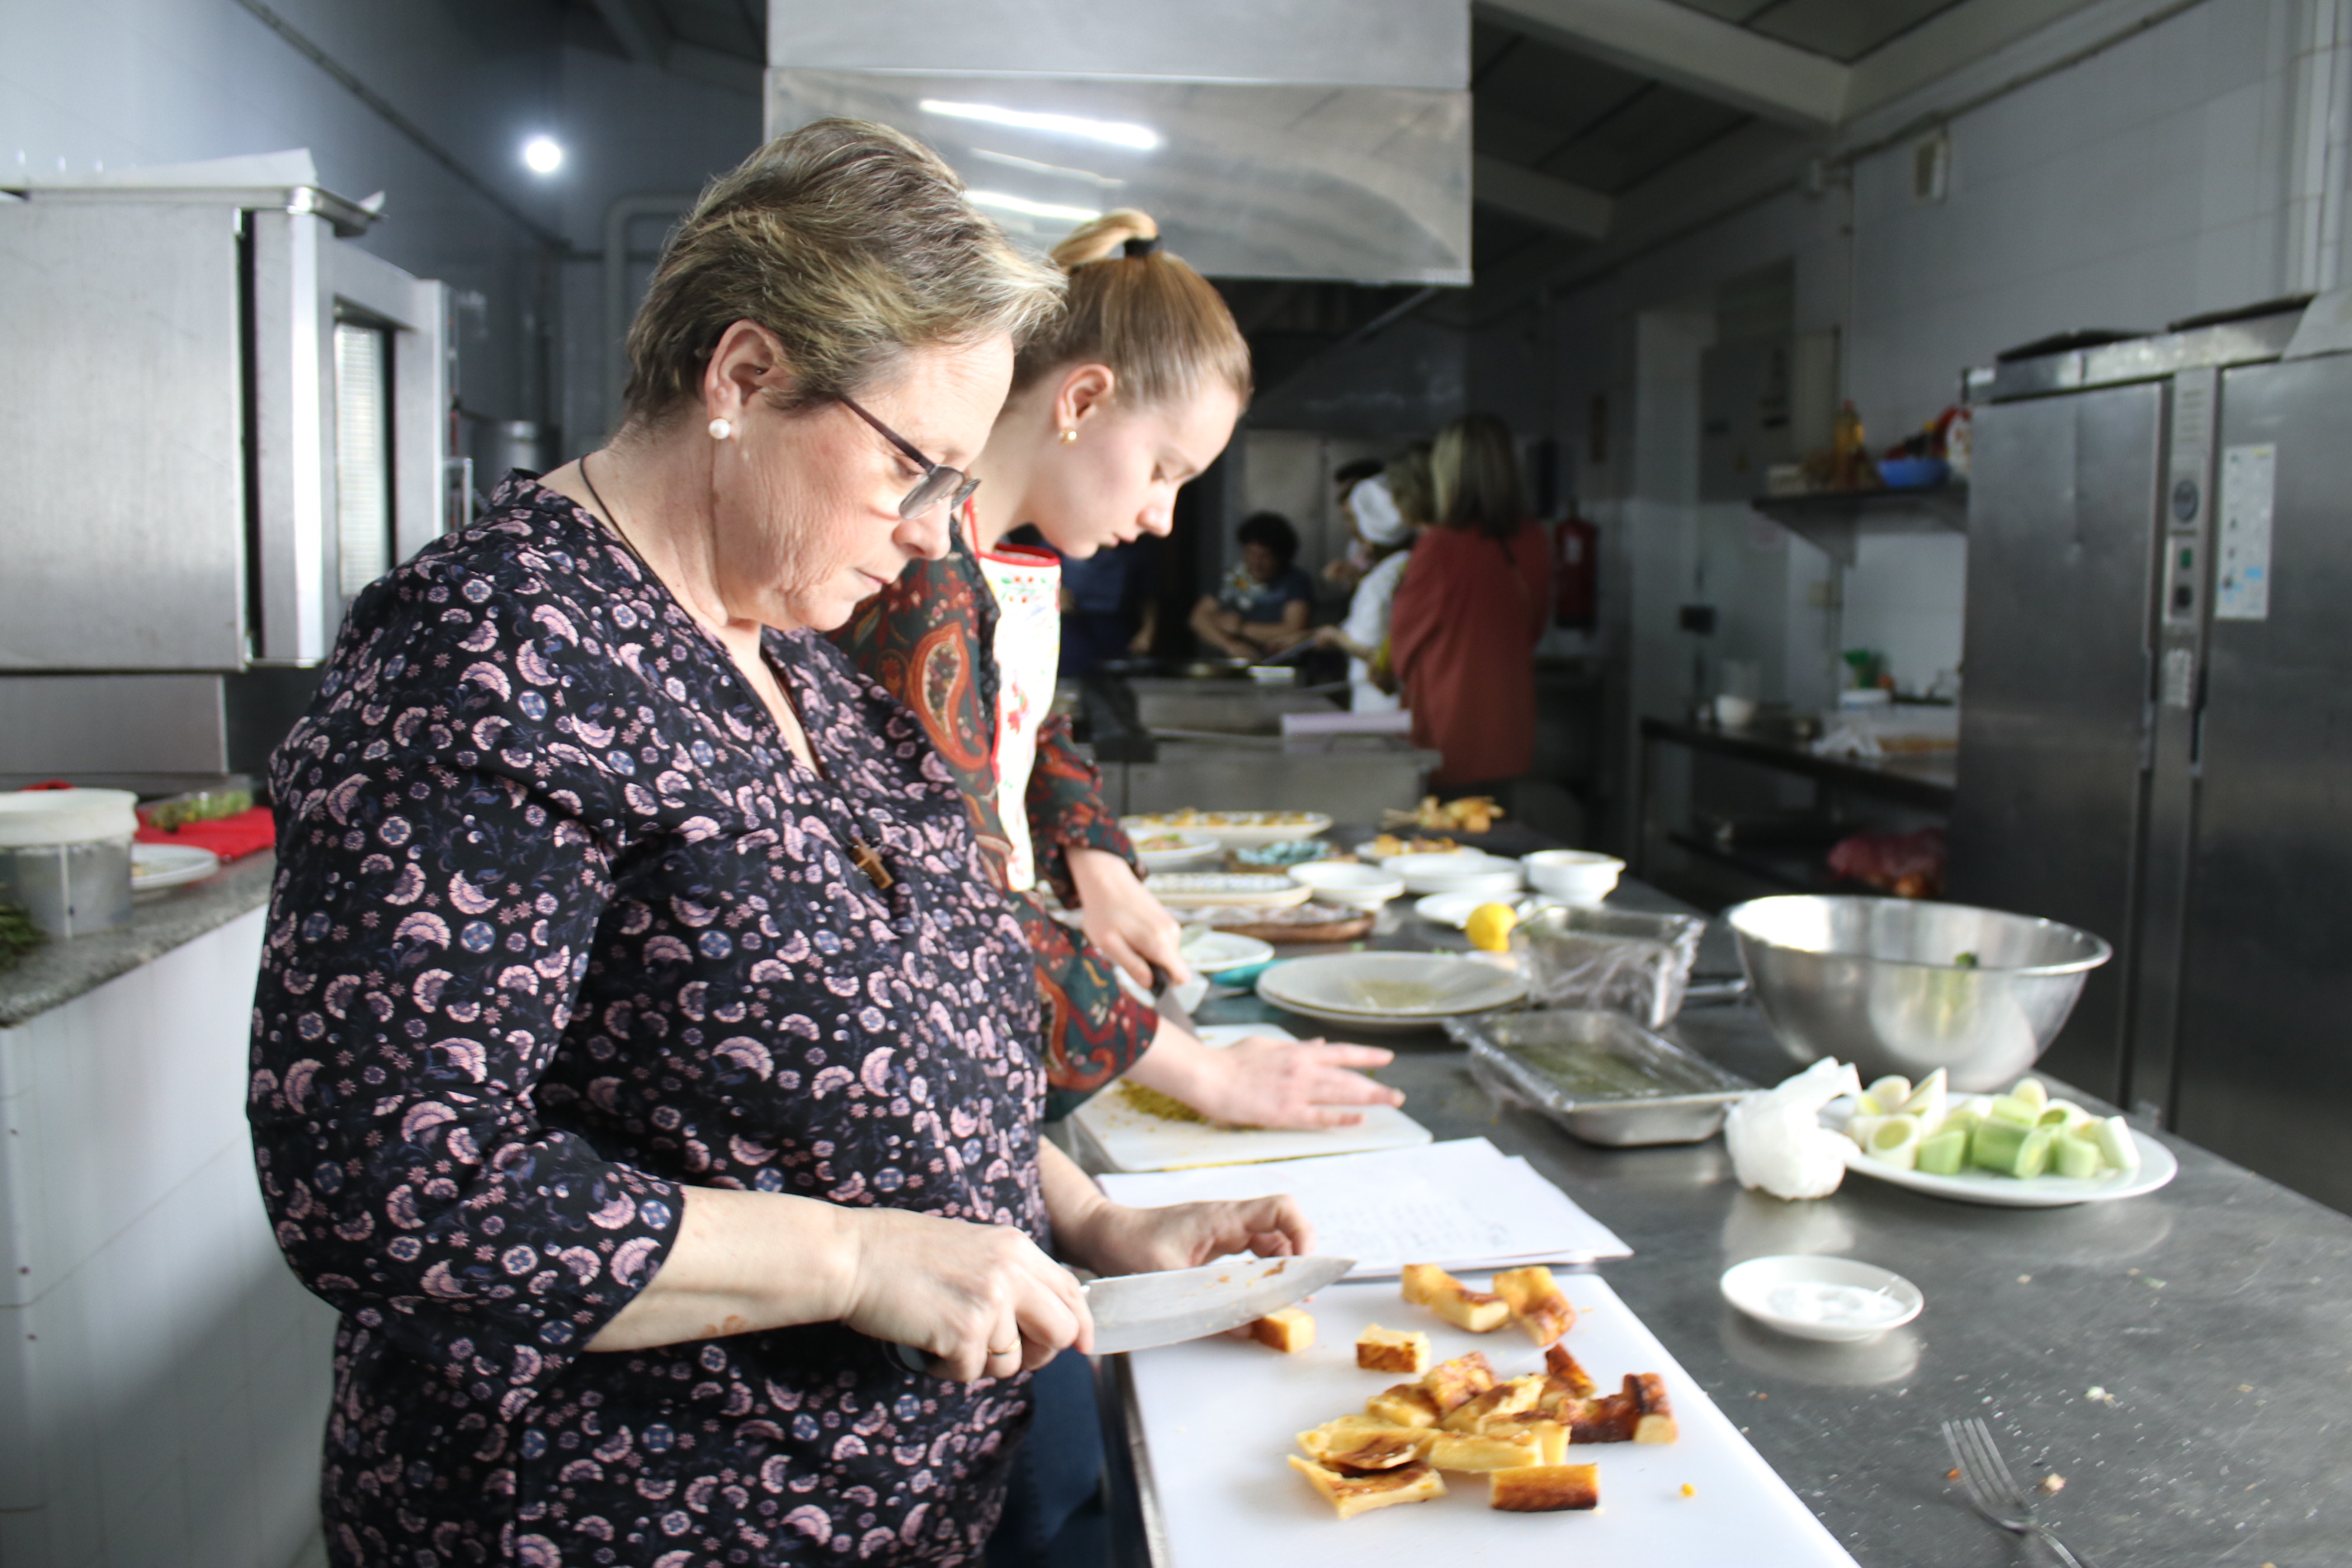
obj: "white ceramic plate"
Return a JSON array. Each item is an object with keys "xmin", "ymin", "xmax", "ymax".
[
  {"xmin": 1351, "ymin": 838, "xmax": 1466, "ymax": 864},
  {"xmin": 1256, "ymin": 950, "xmax": 1528, "ymax": 1024},
  {"xmin": 1146, "ymin": 872, "xmax": 1314, "ymax": 909},
  {"xmin": 1413, "ymin": 890, "xmax": 1560, "ymax": 929},
  {"xmin": 1284, "ymin": 861, "xmax": 1405, "ymax": 909},
  {"xmin": 1177, "ymin": 930, "xmax": 1276, "ymax": 975},
  {"xmin": 1388, "ymin": 851, "xmax": 1527, "ymax": 896},
  {"xmin": 1132, "ymin": 830, "xmax": 1223, "ymax": 871},
  {"xmin": 1822, "ymin": 1097, "xmax": 2179, "ymax": 1208},
  {"xmin": 1720, "ymin": 1255, "xmax": 1924, "ymax": 1343},
  {"xmin": 131, "ymin": 842, "xmax": 220, "ymax": 890},
  {"xmin": 1122, "ymin": 811, "xmax": 1333, "ymax": 849}
]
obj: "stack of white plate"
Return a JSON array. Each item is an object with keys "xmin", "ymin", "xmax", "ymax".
[
  {"xmin": 1256, "ymin": 951, "xmax": 1528, "ymax": 1030},
  {"xmin": 1387, "ymin": 851, "xmax": 1526, "ymax": 899},
  {"xmin": 1145, "ymin": 872, "xmax": 1314, "ymax": 909},
  {"xmin": 1285, "ymin": 860, "xmax": 1406, "ymax": 910}
]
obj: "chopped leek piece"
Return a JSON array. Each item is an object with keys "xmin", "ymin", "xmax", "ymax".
[
  {"xmin": 2054, "ymin": 1132, "xmax": 2105, "ymax": 1180},
  {"xmin": 2093, "ymin": 1115, "xmax": 2140, "ymax": 1175},
  {"xmin": 1901, "ymin": 1071, "xmax": 1947, "ymax": 1129},
  {"xmin": 2041, "ymin": 1098, "xmax": 2090, "ymax": 1131},
  {"xmin": 1854, "ymin": 1092, "xmax": 1890, "ymax": 1118},
  {"xmin": 2036, "ymin": 1105, "xmax": 2077, "ymax": 1131},
  {"xmin": 2011, "ymin": 1076, "xmax": 2050, "ymax": 1110},
  {"xmin": 1866, "ymin": 1077, "xmax": 1913, "ymax": 1115},
  {"xmin": 1971, "ymin": 1118, "xmax": 2055, "ymax": 1178},
  {"xmin": 1917, "ymin": 1127, "xmax": 1969, "ymax": 1175},
  {"xmin": 1953, "ymin": 951, "xmax": 1980, "ymax": 968},
  {"xmin": 1845, "ymin": 1113, "xmax": 1887, "ymax": 1150},
  {"xmin": 1867, "ymin": 1114, "xmax": 1923, "ymax": 1171},
  {"xmin": 1986, "ymin": 1095, "xmax": 2040, "ymax": 1128}
]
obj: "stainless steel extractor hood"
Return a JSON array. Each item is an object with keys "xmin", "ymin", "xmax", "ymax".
[{"xmin": 766, "ymin": 0, "xmax": 1470, "ymax": 285}]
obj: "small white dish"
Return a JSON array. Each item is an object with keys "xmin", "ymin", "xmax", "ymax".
[
  {"xmin": 1720, "ymin": 1255, "xmax": 1923, "ymax": 1344},
  {"xmin": 1413, "ymin": 890, "xmax": 1556, "ymax": 929},
  {"xmin": 1176, "ymin": 929, "xmax": 1277, "ymax": 975},
  {"xmin": 1145, "ymin": 872, "xmax": 1314, "ymax": 909},
  {"xmin": 1389, "ymin": 851, "xmax": 1527, "ymax": 897},
  {"xmin": 1521, "ymin": 848, "xmax": 1624, "ymax": 905},
  {"xmin": 130, "ymin": 842, "xmax": 221, "ymax": 891},
  {"xmin": 1132, "ymin": 830, "xmax": 1223, "ymax": 871},
  {"xmin": 1285, "ymin": 861, "xmax": 1406, "ymax": 910}
]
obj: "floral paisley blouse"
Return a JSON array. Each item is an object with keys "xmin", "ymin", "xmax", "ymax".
[
  {"xmin": 830, "ymin": 518, "xmax": 1154, "ymax": 1120},
  {"xmin": 249, "ymin": 477, "xmax": 1048, "ymax": 1567}
]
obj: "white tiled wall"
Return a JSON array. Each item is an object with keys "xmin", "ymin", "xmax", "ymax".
[{"xmin": 0, "ymin": 909, "xmax": 337, "ymax": 1568}]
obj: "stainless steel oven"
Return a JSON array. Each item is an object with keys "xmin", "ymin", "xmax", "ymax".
[{"xmin": 0, "ymin": 166, "xmax": 450, "ymax": 781}]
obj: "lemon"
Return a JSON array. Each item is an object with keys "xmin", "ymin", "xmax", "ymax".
[{"xmin": 1464, "ymin": 901, "xmax": 1518, "ymax": 953}]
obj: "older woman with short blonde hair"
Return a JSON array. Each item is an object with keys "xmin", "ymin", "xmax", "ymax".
[{"xmin": 251, "ymin": 120, "xmax": 1306, "ymax": 1567}]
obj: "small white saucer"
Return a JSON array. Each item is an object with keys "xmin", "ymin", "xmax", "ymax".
[{"xmin": 1720, "ymin": 1255, "xmax": 1924, "ymax": 1344}]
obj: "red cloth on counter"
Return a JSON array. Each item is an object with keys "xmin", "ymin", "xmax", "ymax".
[
  {"xmin": 134, "ymin": 804, "xmax": 274, "ymax": 861},
  {"xmin": 1389, "ymin": 519, "xmax": 1554, "ymax": 788}
]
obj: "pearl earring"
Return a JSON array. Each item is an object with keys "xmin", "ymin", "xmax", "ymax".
[
  {"xmin": 708, "ymin": 417, "xmax": 734, "ymax": 440},
  {"xmin": 1059, "ymin": 427, "xmax": 1078, "ymax": 444}
]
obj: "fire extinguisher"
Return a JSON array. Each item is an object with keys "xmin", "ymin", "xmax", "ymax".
[{"xmin": 1551, "ymin": 514, "xmax": 1598, "ymax": 629}]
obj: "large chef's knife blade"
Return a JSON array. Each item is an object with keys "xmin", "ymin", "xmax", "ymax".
[
  {"xmin": 886, "ymin": 1253, "xmax": 1354, "ymax": 1372},
  {"xmin": 1085, "ymin": 1252, "xmax": 1354, "ymax": 1355}
]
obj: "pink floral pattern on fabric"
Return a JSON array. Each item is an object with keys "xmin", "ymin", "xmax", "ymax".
[{"xmin": 250, "ymin": 475, "xmax": 1046, "ymax": 1566}]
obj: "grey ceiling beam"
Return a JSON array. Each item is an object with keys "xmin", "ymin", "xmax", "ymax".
[
  {"xmin": 1473, "ymin": 0, "xmax": 1848, "ymax": 128},
  {"xmin": 1474, "ymin": 154, "xmax": 1613, "ymax": 240},
  {"xmin": 589, "ymin": 0, "xmax": 672, "ymax": 65},
  {"xmin": 1843, "ymin": 0, "xmax": 2116, "ymax": 124}
]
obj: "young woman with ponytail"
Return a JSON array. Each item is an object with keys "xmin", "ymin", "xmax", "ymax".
[{"xmin": 831, "ymin": 210, "xmax": 1400, "ymax": 1563}]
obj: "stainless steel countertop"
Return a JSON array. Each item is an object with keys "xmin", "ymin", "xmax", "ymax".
[{"xmin": 1155, "ymin": 879, "xmax": 2352, "ymax": 1567}]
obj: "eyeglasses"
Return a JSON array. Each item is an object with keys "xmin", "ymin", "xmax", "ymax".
[{"xmin": 837, "ymin": 395, "xmax": 981, "ymax": 520}]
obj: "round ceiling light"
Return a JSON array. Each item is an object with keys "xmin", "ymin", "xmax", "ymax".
[{"xmin": 522, "ymin": 136, "xmax": 564, "ymax": 175}]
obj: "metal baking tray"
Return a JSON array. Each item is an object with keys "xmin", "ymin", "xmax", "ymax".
[{"xmin": 1446, "ymin": 1008, "xmax": 1756, "ymax": 1147}]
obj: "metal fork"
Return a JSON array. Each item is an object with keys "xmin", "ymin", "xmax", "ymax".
[{"xmin": 1941, "ymin": 1417, "xmax": 2099, "ymax": 1568}]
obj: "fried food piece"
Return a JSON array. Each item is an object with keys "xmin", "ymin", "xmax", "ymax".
[
  {"xmin": 1426, "ymin": 1429, "xmax": 1546, "ymax": 1472},
  {"xmin": 1296, "ymin": 1417, "xmax": 1432, "ymax": 1472},
  {"xmin": 1364, "ymin": 1384, "xmax": 1443, "ymax": 1428},
  {"xmin": 1355, "ymin": 1324, "xmax": 1432, "ymax": 1375},
  {"xmin": 1247, "ymin": 1308, "xmax": 1315, "ymax": 1354},
  {"xmin": 1629, "ymin": 1372, "xmax": 1678, "ymax": 1445},
  {"xmin": 1416, "ymin": 1352, "xmax": 1497, "ymax": 1414},
  {"xmin": 1288, "ymin": 1455, "xmax": 1447, "ymax": 1519},
  {"xmin": 1402, "ymin": 1264, "xmax": 1510, "ymax": 1333},
  {"xmin": 1439, "ymin": 1375, "xmax": 1545, "ymax": 1433},
  {"xmin": 1564, "ymin": 1389, "xmax": 1639, "ymax": 1445},
  {"xmin": 1499, "ymin": 1417, "xmax": 1571, "ymax": 1464},
  {"xmin": 1489, "ymin": 1462, "xmax": 1600, "ymax": 1513},
  {"xmin": 1541, "ymin": 1344, "xmax": 1598, "ymax": 1402},
  {"xmin": 1492, "ymin": 1266, "xmax": 1577, "ymax": 1346}
]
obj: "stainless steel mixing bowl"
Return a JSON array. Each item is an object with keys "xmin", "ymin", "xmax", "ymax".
[{"xmin": 1725, "ymin": 894, "xmax": 2112, "ymax": 1092}]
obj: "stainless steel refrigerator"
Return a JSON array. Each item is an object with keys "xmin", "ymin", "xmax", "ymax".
[{"xmin": 1949, "ymin": 295, "xmax": 2352, "ymax": 1213}]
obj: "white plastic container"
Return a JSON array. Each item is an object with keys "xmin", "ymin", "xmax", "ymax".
[{"xmin": 0, "ymin": 788, "xmax": 139, "ymax": 937}]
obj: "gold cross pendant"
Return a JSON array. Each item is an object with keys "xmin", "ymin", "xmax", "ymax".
[{"xmin": 849, "ymin": 838, "xmax": 894, "ymax": 890}]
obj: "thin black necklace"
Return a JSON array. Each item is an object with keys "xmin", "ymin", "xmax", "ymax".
[{"xmin": 574, "ymin": 455, "xmax": 893, "ymax": 891}]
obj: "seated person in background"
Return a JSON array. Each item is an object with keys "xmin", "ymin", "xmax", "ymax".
[
  {"xmin": 1191, "ymin": 509, "xmax": 1314, "ymax": 656},
  {"xmin": 1057, "ymin": 537, "xmax": 1154, "ymax": 676}
]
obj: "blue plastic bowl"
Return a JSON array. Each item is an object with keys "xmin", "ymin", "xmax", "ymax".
[{"xmin": 1878, "ymin": 457, "xmax": 1950, "ymax": 490}]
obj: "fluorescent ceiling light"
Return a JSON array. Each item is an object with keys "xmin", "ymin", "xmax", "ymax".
[
  {"xmin": 966, "ymin": 190, "xmax": 1103, "ymax": 224},
  {"xmin": 920, "ymin": 100, "xmax": 1161, "ymax": 152},
  {"xmin": 522, "ymin": 136, "xmax": 564, "ymax": 175},
  {"xmin": 971, "ymin": 149, "xmax": 1127, "ymax": 188}
]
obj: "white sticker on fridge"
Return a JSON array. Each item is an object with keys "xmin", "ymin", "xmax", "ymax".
[{"xmin": 2215, "ymin": 443, "xmax": 2276, "ymax": 621}]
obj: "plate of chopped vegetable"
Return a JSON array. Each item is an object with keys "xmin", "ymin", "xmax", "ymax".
[{"xmin": 1821, "ymin": 1069, "xmax": 2176, "ymax": 1207}]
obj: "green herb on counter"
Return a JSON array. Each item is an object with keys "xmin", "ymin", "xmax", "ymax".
[{"xmin": 0, "ymin": 900, "xmax": 45, "ymax": 972}]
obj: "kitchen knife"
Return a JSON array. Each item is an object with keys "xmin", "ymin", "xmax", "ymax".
[{"xmin": 888, "ymin": 1252, "xmax": 1355, "ymax": 1371}]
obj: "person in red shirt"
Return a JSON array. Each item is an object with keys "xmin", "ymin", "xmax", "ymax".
[{"xmin": 1389, "ymin": 413, "xmax": 1554, "ymax": 792}]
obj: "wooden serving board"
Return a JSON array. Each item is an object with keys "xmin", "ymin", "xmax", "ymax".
[{"xmin": 1123, "ymin": 1275, "xmax": 1860, "ymax": 1568}]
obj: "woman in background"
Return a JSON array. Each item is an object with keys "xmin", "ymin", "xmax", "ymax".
[
  {"xmin": 1316, "ymin": 442, "xmax": 1429, "ymax": 712},
  {"xmin": 1390, "ymin": 413, "xmax": 1553, "ymax": 792},
  {"xmin": 1190, "ymin": 510, "xmax": 1315, "ymax": 657}
]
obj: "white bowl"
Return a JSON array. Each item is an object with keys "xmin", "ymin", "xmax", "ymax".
[
  {"xmin": 1521, "ymin": 849, "xmax": 1625, "ymax": 905},
  {"xmin": 1414, "ymin": 891, "xmax": 1558, "ymax": 929},
  {"xmin": 1285, "ymin": 861, "xmax": 1406, "ymax": 910},
  {"xmin": 1719, "ymin": 1255, "xmax": 1924, "ymax": 1344}
]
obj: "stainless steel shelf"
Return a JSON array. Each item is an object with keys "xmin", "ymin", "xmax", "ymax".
[{"xmin": 1747, "ymin": 484, "xmax": 1968, "ymax": 564}]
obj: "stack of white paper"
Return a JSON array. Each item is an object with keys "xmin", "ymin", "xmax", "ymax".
[{"xmin": 1094, "ymin": 1137, "xmax": 1631, "ymax": 1277}]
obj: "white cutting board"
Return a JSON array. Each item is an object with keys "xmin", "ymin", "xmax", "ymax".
[
  {"xmin": 1072, "ymin": 1025, "xmax": 1432, "ymax": 1172},
  {"xmin": 1125, "ymin": 1275, "xmax": 1860, "ymax": 1568}
]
